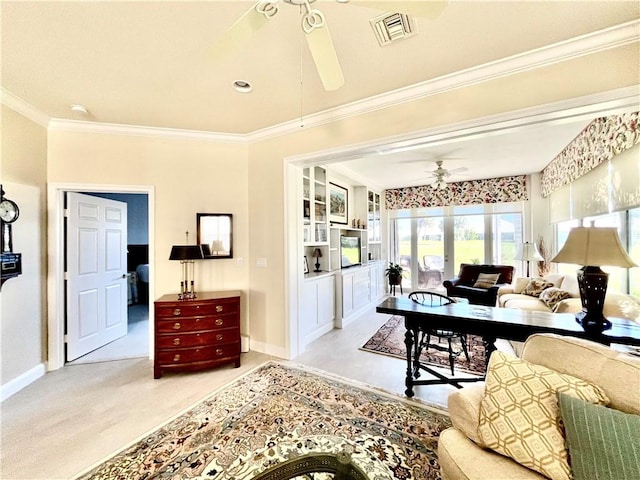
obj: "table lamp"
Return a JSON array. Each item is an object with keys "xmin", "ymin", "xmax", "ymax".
[
  {"xmin": 169, "ymin": 238, "xmax": 204, "ymax": 300},
  {"xmin": 312, "ymin": 248, "xmax": 323, "ymax": 272},
  {"xmin": 514, "ymin": 242, "xmax": 544, "ymax": 277},
  {"xmin": 551, "ymin": 225, "xmax": 637, "ymax": 332}
]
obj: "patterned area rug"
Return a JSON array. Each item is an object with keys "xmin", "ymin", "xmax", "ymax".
[
  {"xmin": 361, "ymin": 316, "xmax": 486, "ymax": 376},
  {"xmin": 76, "ymin": 362, "xmax": 452, "ymax": 480}
]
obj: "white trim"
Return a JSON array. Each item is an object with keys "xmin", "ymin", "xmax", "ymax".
[
  {"xmin": 47, "ymin": 183, "xmax": 156, "ymax": 371},
  {"xmin": 3, "ymin": 21, "xmax": 637, "ymax": 143},
  {"xmin": 0, "ymin": 88, "xmax": 50, "ymax": 127},
  {"xmin": 284, "ymin": 85, "xmax": 640, "ymax": 167},
  {"xmin": 247, "ymin": 340, "xmax": 290, "ymax": 360},
  {"xmin": 249, "ymin": 20, "xmax": 640, "ymax": 142},
  {"xmin": 47, "ymin": 119, "xmax": 249, "ymax": 144},
  {"xmin": 1, "ymin": 363, "xmax": 46, "ymax": 402}
]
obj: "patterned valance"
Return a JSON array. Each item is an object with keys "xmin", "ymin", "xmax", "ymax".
[
  {"xmin": 385, "ymin": 175, "xmax": 528, "ymax": 210},
  {"xmin": 540, "ymin": 112, "xmax": 639, "ymax": 197}
]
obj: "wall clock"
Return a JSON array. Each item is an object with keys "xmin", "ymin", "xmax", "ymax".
[{"xmin": 0, "ymin": 197, "xmax": 20, "ymax": 224}]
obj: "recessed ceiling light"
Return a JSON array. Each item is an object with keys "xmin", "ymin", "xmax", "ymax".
[
  {"xmin": 70, "ymin": 104, "xmax": 89, "ymax": 115},
  {"xmin": 232, "ymin": 80, "xmax": 252, "ymax": 93}
]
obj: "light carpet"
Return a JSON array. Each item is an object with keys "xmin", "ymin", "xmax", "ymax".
[
  {"xmin": 75, "ymin": 361, "xmax": 452, "ymax": 480},
  {"xmin": 361, "ymin": 316, "xmax": 486, "ymax": 376}
]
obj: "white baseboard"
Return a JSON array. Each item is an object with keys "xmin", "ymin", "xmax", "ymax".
[
  {"xmin": 249, "ymin": 340, "xmax": 289, "ymax": 360},
  {"xmin": 1, "ymin": 363, "xmax": 46, "ymax": 402}
]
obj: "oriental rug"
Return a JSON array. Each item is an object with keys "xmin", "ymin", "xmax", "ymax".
[
  {"xmin": 361, "ymin": 316, "xmax": 486, "ymax": 376},
  {"xmin": 76, "ymin": 362, "xmax": 452, "ymax": 480}
]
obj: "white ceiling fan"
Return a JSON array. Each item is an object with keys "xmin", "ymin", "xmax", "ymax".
[
  {"xmin": 426, "ymin": 160, "xmax": 468, "ymax": 189},
  {"xmin": 211, "ymin": 0, "xmax": 448, "ymax": 91}
]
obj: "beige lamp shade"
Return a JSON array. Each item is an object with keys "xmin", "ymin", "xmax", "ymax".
[
  {"xmin": 312, "ymin": 248, "xmax": 323, "ymax": 258},
  {"xmin": 551, "ymin": 226, "xmax": 637, "ymax": 268},
  {"xmin": 211, "ymin": 240, "xmax": 225, "ymax": 253},
  {"xmin": 514, "ymin": 242, "xmax": 544, "ymax": 262}
]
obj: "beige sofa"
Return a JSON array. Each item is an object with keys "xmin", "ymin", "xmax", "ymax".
[
  {"xmin": 438, "ymin": 334, "xmax": 640, "ymax": 480},
  {"xmin": 497, "ymin": 273, "xmax": 640, "ymax": 321}
]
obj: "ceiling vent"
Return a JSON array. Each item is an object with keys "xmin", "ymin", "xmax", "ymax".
[{"xmin": 370, "ymin": 12, "xmax": 417, "ymax": 47}]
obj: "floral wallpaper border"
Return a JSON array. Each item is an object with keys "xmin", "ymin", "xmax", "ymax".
[
  {"xmin": 384, "ymin": 175, "xmax": 528, "ymax": 210},
  {"xmin": 540, "ymin": 111, "xmax": 639, "ymax": 197}
]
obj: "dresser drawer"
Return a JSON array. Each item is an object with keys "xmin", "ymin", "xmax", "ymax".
[
  {"xmin": 155, "ymin": 298, "xmax": 239, "ymax": 318},
  {"xmin": 156, "ymin": 342, "xmax": 240, "ymax": 365},
  {"xmin": 156, "ymin": 314, "xmax": 239, "ymax": 333},
  {"xmin": 156, "ymin": 328, "xmax": 239, "ymax": 349}
]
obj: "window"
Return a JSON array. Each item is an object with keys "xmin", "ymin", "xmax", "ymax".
[
  {"xmin": 555, "ymin": 208, "xmax": 639, "ymax": 295},
  {"xmin": 390, "ymin": 203, "xmax": 523, "ymax": 291}
]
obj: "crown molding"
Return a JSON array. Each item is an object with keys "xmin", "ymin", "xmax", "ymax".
[
  {"xmin": 0, "ymin": 88, "xmax": 50, "ymax": 127},
  {"xmin": 3, "ymin": 20, "xmax": 638, "ymax": 142},
  {"xmin": 46, "ymin": 118, "xmax": 249, "ymax": 144},
  {"xmin": 247, "ymin": 19, "xmax": 640, "ymax": 142}
]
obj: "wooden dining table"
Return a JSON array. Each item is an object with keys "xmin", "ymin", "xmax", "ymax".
[{"xmin": 376, "ymin": 296, "xmax": 640, "ymax": 396}]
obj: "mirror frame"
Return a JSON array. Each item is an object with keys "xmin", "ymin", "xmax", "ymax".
[{"xmin": 196, "ymin": 213, "xmax": 233, "ymax": 259}]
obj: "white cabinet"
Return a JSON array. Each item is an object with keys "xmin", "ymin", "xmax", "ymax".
[
  {"xmin": 354, "ymin": 187, "xmax": 382, "ymax": 261},
  {"xmin": 303, "ymin": 166, "xmax": 328, "ymax": 244},
  {"xmin": 301, "ymin": 273, "xmax": 335, "ymax": 345},
  {"xmin": 335, "ymin": 263, "xmax": 384, "ymax": 328}
]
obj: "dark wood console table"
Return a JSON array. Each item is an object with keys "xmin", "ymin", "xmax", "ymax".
[{"xmin": 376, "ymin": 296, "xmax": 640, "ymax": 396}]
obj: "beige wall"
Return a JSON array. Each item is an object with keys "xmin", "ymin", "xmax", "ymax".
[
  {"xmin": 47, "ymin": 131, "xmax": 251, "ymax": 332},
  {"xmin": 1, "ymin": 105, "xmax": 48, "ymax": 385}
]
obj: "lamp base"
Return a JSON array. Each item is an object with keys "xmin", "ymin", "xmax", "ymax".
[
  {"xmin": 314, "ymin": 260, "xmax": 321, "ymax": 272},
  {"xmin": 576, "ymin": 266, "xmax": 611, "ymax": 333}
]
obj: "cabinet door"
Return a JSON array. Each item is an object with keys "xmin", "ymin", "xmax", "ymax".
[
  {"xmin": 353, "ymin": 269, "xmax": 371, "ymax": 310},
  {"xmin": 317, "ymin": 276, "xmax": 335, "ymax": 326},
  {"xmin": 301, "ymin": 281, "xmax": 318, "ymax": 334},
  {"xmin": 342, "ymin": 273, "xmax": 354, "ymax": 317}
]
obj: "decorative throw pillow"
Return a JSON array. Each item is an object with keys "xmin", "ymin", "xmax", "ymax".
[
  {"xmin": 558, "ymin": 393, "xmax": 640, "ymax": 480},
  {"xmin": 472, "ymin": 273, "xmax": 500, "ymax": 289},
  {"xmin": 523, "ymin": 278, "xmax": 554, "ymax": 297},
  {"xmin": 477, "ymin": 351, "xmax": 609, "ymax": 480},
  {"xmin": 539, "ymin": 287, "xmax": 572, "ymax": 311}
]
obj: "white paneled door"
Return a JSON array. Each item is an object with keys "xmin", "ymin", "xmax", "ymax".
[{"xmin": 66, "ymin": 192, "xmax": 128, "ymax": 361}]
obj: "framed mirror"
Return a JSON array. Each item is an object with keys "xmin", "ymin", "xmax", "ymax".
[{"xmin": 196, "ymin": 213, "xmax": 233, "ymax": 259}]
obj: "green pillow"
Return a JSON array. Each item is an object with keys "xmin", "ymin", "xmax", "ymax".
[{"xmin": 558, "ymin": 393, "xmax": 640, "ymax": 480}]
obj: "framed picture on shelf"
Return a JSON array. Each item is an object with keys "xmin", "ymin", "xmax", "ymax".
[
  {"xmin": 329, "ymin": 183, "xmax": 348, "ymax": 224},
  {"xmin": 303, "ymin": 256, "xmax": 309, "ymax": 274}
]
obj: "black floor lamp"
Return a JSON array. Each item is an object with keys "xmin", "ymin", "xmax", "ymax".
[{"xmin": 515, "ymin": 242, "xmax": 543, "ymax": 277}]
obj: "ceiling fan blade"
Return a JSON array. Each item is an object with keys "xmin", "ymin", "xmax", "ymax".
[
  {"xmin": 347, "ymin": 1, "xmax": 448, "ymax": 19},
  {"xmin": 305, "ymin": 24, "xmax": 345, "ymax": 91},
  {"xmin": 448, "ymin": 167, "xmax": 469, "ymax": 174},
  {"xmin": 210, "ymin": 2, "xmax": 278, "ymax": 61}
]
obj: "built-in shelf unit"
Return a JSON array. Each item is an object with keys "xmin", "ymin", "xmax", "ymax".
[{"xmin": 300, "ymin": 165, "xmax": 386, "ymax": 345}]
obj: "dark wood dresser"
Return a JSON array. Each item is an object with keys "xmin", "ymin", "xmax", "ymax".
[{"xmin": 153, "ymin": 291, "xmax": 241, "ymax": 379}]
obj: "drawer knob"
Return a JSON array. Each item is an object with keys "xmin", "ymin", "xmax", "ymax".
[
  {"xmin": 173, "ymin": 354, "xmax": 181, "ymax": 362},
  {"xmin": 216, "ymin": 348, "xmax": 224, "ymax": 356},
  {"xmin": 215, "ymin": 318, "xmax": 224, "ymax": 326},
  {"xmin": 173, "ymin": 322, "xmax": 181, "ymax": 330},
  {"xmin": 173, "ymin": 338, "xmax": 181, "ymax": 346},
  {"xmin": 216, "ymin": 334, "xmax": 224, "ymax": 341},
  {"xmin": 172, "ymin": 308, "xmax": 181, "ymax": 316},
  {"xmin": 216, "ymin": 305, "xmax": 224, "ymax": 313}
]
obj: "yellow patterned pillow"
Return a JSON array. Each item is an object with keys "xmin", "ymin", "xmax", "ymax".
[{"xmin": 477, "ymin": 351, "xmax": 609, "ymax": 480}]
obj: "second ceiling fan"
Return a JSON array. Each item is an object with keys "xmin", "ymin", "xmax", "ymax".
[{"xmin": 211, "ymin": 0, "xmax": 448, "ymax": 91}]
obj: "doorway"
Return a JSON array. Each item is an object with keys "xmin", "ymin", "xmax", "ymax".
[
  {"xmin": 47, "ymin": 183, "xmax": 155, "ymax": 371},
  {"xmin": 66, "ymin": 191, "xmax": 150, "ymax": 365}
]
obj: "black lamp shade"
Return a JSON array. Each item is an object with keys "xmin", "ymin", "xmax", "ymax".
[{"xmin": 169, "ymin": 245, "xmax": 204, "ymax": 261}]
